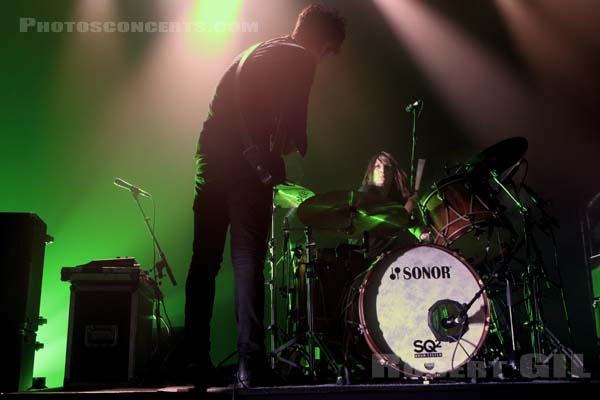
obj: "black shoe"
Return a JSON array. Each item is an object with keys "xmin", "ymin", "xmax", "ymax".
[
  {"xmin": 237, "ymin": 356, "xmax": 255, "ymax": 388},
  {"xmin": 237, "ymin": 355, "xmax": 274, "ymax": 388},
  {"xmin": 185, "ymin": 358, "xmax": 227, "ymax": 390},
  {"xmin": 184, "ymin": 363, "xmax": 207, "ymax": 391}
]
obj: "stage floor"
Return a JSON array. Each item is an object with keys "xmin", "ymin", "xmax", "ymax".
[{"xmin": 4, "ymin": 379, "xmax": 599, "ymax": 400}]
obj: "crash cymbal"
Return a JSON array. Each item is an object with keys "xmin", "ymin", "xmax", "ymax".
[
  {"xmin": 274, "ymin": 181, "xmax": 315, "ymax": 208},
  {"xmin": 463, "ymin": 137, "xmax": 528, "ymax": 176},
  {"xmin": 297, "ymin": 190, "xmax": 410, "ymax": 238}
]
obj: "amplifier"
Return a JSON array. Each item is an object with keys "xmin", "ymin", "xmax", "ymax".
[
  {"xmin": 584, "ymin": 194, "xmax": 600, "ymax": 367},
  {"xmin": 0, "ymin": 212, "xmax": 48, "ymax": 393},
  {"xmin": 61, "ymin": 259, "xmax": 156, "ymax": 387}
]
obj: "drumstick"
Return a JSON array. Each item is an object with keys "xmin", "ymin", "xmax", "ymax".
[{"xmin": 415, "ymin": 158, "xmax": 426, "ymax": 193}]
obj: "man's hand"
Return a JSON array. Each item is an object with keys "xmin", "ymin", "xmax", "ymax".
[{"xmin": 404, "ymin": 193, "xmax": 420, "ymax": 214}]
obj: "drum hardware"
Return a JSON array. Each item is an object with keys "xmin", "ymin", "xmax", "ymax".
[
  {"xmin": 302, "ymin": 226, "xmax": 342, "ymax": 380},
  {"xmin": 493, "ymin": 259, "xmax": 519, "ymax": 358},
  {"xmin": 267, "ymin": 182, "xmax": 315, "ymax": 369},
  {"xmin": 278, "ymin": 218, "xmax": 304, "ymax": 348},
  {"xmin": 448, "ymin": 136, "xmax": 576, "ymax": 371},
  {"xmin": 269, "ymin": 225, "xmax": 344, "ymax": 382},
  {"xmin": 267, "ymin": 189, "xmax": 277, "ymax": 369},
  {"xmin": 488, "ymin": 166, "xmax": 580, "ymax": 371},
  {"xmin": 273, "ymin": 207, "xmax": 360, "ymax": 381},
  {"xmin": 339, "ymin": 268, "xmax": 374, "ymax": 384}
]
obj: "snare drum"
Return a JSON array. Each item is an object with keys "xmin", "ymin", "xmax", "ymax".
[{"xmin": 358, "ymin": 244, "xmax": 490, "ymax": 377}]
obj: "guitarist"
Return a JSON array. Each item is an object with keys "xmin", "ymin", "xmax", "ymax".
[{"xmin": 184, "ymin": 4, "xmax": 346, "ymax": 390}]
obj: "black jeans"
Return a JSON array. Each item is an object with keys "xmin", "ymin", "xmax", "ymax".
[{"xmin": 184, "ymin": 177, "xmax": 272, "ymax": 364}]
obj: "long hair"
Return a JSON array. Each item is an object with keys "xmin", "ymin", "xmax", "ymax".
[{"xmin": 361, "ymin": 151, "xmax": 410, "ymax": 200}]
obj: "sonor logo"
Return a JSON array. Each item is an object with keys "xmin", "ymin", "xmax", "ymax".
[{"xmin": 389, "ymin": 266, "xmax": 451, "ymax": 280}]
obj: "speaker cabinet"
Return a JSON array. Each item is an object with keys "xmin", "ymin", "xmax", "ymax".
[
  {"xmin": 0, "ymin": 213, "xmax": 47, "ymax": 393},
  {"xmin": 584, "ymin": 194, "xmax": 600, "ymax": 366},
  {"xmin": 62, "ymin": 266, "xmax": 155, "ymax": 387}
]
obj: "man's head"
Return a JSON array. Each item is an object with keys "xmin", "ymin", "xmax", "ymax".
[
  {"xmin": 292, "ymin": 4, "xmax": 346, "ymax": 62},
  {"xmin": 362, "ymin": 151, "xmax": 410, "ymax": 199}
]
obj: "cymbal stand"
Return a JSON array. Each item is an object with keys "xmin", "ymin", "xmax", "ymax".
[
  {"xmin": 481, "ymin": 257, "xmax": 518, "ymax": 359},
  {"xmin": 267, "ymin": 190, "xmax": 299, "ymax": 369},
  {"xmin": 303, "ymin": 226, "xmax": 342, "ymax": 381},
  {"xmin": 267, "ymin": 226, "xmax": 343, "ymax": 381},
  {"xmin": 504, "ymin": 266, "xmax": 518, "ymax": 356},
  {"xmin": 267, "ymin": 189, "xmax": 278, "ymax": 368},
  {"xmin": 267, "ymin": 219, "xmax": 306, "ymax": 372},
  {"xmin": 281, "ymin": 217, "xmax": 303, "ymax": 338},
  {"xmin": 489, "ymin": 169, "xmax": 579, "ymax": 370}
]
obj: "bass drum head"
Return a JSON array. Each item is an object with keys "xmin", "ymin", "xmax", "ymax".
[{"xmin": 359, "ymin": 244, "xmax": 490, "ymax": 377}]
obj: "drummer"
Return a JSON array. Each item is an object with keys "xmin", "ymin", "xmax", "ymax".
[{"xmin": 357, "ymin": 151, "xmax": 428, "ymax": 262}]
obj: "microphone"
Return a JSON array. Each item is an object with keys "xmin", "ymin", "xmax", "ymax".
[
  {"xmin": 405, "ymin": 99, "xmax": 423, "ymax": 113},
  {"xmin": 114, "ymin": 178, "xmax": 152, "ymax": 198},
  {"xmin": 441, "ymin": 315, "xmax": 463, "ymax": 329}
]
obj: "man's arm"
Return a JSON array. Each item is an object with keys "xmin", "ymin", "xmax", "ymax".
[{"xmin": 272, "ymin": 50, "xmax": 316, "ymax": 157}]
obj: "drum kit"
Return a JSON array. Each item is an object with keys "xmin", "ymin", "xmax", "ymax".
[{"xmin": 266, "ymin": 137, "xmax": 576, "ymax": 382}]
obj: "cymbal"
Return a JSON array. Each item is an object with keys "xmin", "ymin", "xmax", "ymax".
[
  {"xmin": 274, "ymin": 181, "xmax": 315, "ymax": 208},
  {"xmin": 463, "ymin": 137, "xmax": 528, "ymax": 176},
  {"xmin": 297, "ymin": 190, "xmax": 410, "ymax": 238}
]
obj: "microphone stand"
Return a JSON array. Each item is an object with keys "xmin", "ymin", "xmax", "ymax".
[
  {"xmin": 127, "ymin": 189, "xmax": 177, "ymax": 365},
  {"xmin": 405, "ymin": 100, "xmax": 424, "ymax": 192},
  {"xmin": 129, "ymin": 189, "xmax": 177, "ymax": 287},
  {"xmin": 409, "ymin": 106, "xmax": 419, "ymax": 191}
]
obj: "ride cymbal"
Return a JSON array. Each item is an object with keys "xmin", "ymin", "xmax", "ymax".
[{"xmin": 462, "ymin": 136, "xmax": 528, "ymax": 176}]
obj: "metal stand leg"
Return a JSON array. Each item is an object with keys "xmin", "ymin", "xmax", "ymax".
[
  {"xmin": 267, "ymin": 193, "xmax": 300, "ymax": 371},
  {"xmin": 505, "ymin": 277, "xmax": 517, "ymax": 354},
  {"xmin": 267, "ymin": 224, "xmax": 342, "ymax": 382},
  {"xmin": 303, "ymin": 227, "xmax": 342, "ymax": 380},
  {"xmin": 490, "ymin": 168, "xmax": 579, "ymax": 375},
  {"xmin": 268, "ymin": 190, "xmax": 278, "ymax": 369}
]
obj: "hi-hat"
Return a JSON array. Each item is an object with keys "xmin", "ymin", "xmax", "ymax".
[
  {"xmin": 274, "ymin": 181, "xmax": 315, "ymax": 208},
  {"xmin": 297, "ymin": 190, "xmax": 410, "ymax": 238}
]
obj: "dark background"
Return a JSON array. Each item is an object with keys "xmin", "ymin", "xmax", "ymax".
[{"xmin": 1, "ymin": 0, "xmax": 599, "ymax": 386}]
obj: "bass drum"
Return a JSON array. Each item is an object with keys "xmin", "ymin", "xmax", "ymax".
[{"xmin": 358, "ymin": 244, "xmax": 490, "ymax": 377}]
